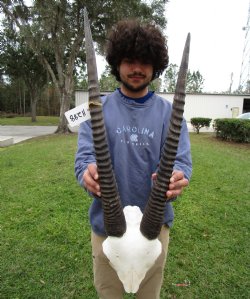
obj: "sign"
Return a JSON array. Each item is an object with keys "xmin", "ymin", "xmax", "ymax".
[{"xmin": 64, "ymin": 102, "xmax": 90, "ymax": 127}]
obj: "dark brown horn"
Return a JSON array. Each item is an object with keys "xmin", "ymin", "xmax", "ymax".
[
  {"xmin": 84, "ymin": 8, "xmax": 126, "ymax": 237},
  {"xmin": 140, "ymin": 33, "xmax": 191, "ymax": 240}
]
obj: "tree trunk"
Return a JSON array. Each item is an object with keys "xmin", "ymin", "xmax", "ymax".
[
  {"xmin": 55, "ymin": 88, "xmax": 72, "ymax": 133},
  {"xmin": 31, "ymin": 98, "xmax": 37, "ymax": 122},
  {"xmin": 19, "ymin": 81, "xmax": 22, "ymax": 115},
  {"xmin": 23, "ymin": 86, "xmax": 26, "ymax": 116},
  {"xmin": 29, "ymin": 85, "xmax": 38, "ymax": 122}
]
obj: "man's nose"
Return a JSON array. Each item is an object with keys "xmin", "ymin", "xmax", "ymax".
[{"xmin": 131, "ymin": 61, "xmax": 143, "ymax": 72}]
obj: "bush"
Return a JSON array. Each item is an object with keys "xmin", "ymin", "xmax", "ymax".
[
  {"xmin": 190, "ymin": 117, "xmax": 212, "ymax": 134},
  {"xmin": 213, "ymin": 118, "xmax": 250, "ymax": 143}
]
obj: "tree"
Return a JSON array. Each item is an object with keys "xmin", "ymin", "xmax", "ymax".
[
  {"xmin": 75, "ymin": 73, "xmax": 88, "ymax": 91},
  {"xmin": 99, "ymin": 66, "xmax": 119, "ymax": 92},
  {"xmin": 190, "ymin": 117, "xmax": 212, "ymax": 134},
  {"xmin": 163, "ymin": 64, "xmax": 204, "ymax": 93},
  {"xmin": 149, "ymin": 77, "xmax": 162, "ymax": 92},
  {"xmin": 0, "ymin": 0, "xmax": 168, "ymax": 133},
  {"xmin": 163, "ymin": 63, "xmax": 178, "ymax": 92},
  {"xmin": 0, "ymin": 27, "xmax": 48, "ymax": 121},
  {"xmin": 186, "ymin": 70, "xmax": 204, "ymax": 93}
]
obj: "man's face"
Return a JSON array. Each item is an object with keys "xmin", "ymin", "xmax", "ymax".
[{"xmin": 118, "ymin": 58, "xmax": 153, "ymax": 96}]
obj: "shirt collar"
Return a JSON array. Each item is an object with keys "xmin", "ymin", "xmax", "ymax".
[{"xmin": 117, "ymin": 88, "xmax": 154, "ymax": 104}]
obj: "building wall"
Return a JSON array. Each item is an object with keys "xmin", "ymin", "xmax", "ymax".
[
  {"xmin": 75, "ymin": 90, "xmax": 247, "ymax": 122},
  {"xmin": 75, "ymin": 90, "xmax": 89, "ymax": 107},
  {"xmin": 159, "ymin": 93, "xmax": 244, "ymax": 120}
]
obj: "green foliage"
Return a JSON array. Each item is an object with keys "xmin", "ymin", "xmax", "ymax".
[
  {"xmin": 163, "ymin": 63, "xmax": 178, "ymax": 92},
  {"xmin": 213, "ymin": 118, "xmax": 250, "ymax": 143},
  {"xmin": 75, "ymin": 73, "xmax": 88, "ymax": 91},
  {"xmin": 163, "ymin": 64, "xmax": 204, "ymax": 93},
  {"xmin": 0, "ymin": 80, "xmax": 23, "ymax": 113},
  {"xmin": 190, "ymin": 117, "xmax": 212, "ymax": 134},
  {"xmin": 0, "ymin": 133, "xmax": 249, "ymax": 298},
  {"xmin": 186, "ymin": 70, "xmax": 204, "ymax": 93},
  {"xmin": 149, "ymin": 77, "xmax": 162, "ymax": 92},
  {"xmin": 99, "ymin": 65, "xmax": 119, "ymax": 91},
  {"xmin": 0, "ymin": 16, "xmax": 54, "ymax": 116}
]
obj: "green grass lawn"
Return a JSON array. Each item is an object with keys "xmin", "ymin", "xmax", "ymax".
[
  {"xmin": 0, "ymin": 133, "xmax": 249, "ymax": 299},
  {"xmin": 0, "ymin": 116, "xmax": 59, "ymax": 126}
]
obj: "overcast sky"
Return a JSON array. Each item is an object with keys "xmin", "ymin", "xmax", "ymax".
[
  {"xmin": 165, "ymin": 0, "xmax": 249, "ymax": 92},
  {"xmin": 97, "ymin": 0, "xmax": 249, "ymax": 93}
]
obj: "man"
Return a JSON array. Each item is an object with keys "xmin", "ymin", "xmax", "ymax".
[{"xmin": 75, "ymin": 19, "xmax": 192, "ymax": 299}]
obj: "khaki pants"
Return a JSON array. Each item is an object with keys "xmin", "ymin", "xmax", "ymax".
[{"xmin": 91, "ymin": 226, "xmax": 170, "ymax": 299}]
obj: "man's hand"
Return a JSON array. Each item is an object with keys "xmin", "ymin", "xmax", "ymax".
[
  {"xmin": 152, "ymin": 170, "xmax": 189, "ymax": 200},
  {"xmin": 83, "ymin": 163, "xmax": 101, "ymax": 197}
]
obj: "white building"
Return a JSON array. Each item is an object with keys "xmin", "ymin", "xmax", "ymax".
[{"xmin": 75, "ymin": 90, "xmax": 250, "ymax": 122}]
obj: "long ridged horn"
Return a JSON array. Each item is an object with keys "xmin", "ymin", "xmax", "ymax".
[
  {"xmin": 84, "ymin": 8, "xmax": 126, "ymax": 237},
  {"xmin": 140, "ymin": 33, "xmax": 191, "ymax": 240}
]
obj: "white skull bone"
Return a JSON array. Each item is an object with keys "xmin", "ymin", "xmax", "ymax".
[{"xmin": 102, "ymin": 205, "xmax": 162, "ymax": 293}]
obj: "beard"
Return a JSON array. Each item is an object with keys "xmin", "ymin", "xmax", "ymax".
[
  {"xmin": 121, "ymin": 80, "xmax": 150, "ymax": 93},
  {"xmin": 120, "ymin": 73, "xmax": 152, "ymax": 93}
]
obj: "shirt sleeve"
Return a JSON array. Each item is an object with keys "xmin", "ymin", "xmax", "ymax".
[
  {"xmin": 74, "ymin": 120, "xmax": 96, "ymax": 187},
  {"xmin": 173, "ymin": 119, "xmax": 192, "ymax": 180}
]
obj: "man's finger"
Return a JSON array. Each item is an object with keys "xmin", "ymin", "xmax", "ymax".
[{"xmin": 88, "ymin": 164, "xmax": 99, "ymax": 180}]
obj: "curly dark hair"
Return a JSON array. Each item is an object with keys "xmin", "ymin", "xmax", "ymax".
[{"xmin": 105, "ymin": 19, "xmax": 169, "ymax": 82}]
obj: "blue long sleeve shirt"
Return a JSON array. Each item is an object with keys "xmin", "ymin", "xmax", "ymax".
[{"xmin": 75, "ymin": 89, "xmax": 192, "ymax": 236}]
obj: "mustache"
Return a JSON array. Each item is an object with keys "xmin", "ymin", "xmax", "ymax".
[{"xmin": 128, "ymin": 72, "xmax": 146, "ymax": 78}]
